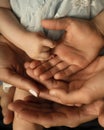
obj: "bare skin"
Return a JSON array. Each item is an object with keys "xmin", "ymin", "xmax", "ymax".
[
  {"xmin": 0, "ymin": 36, "xmax": 43, "ymax": 130},
  {"xmin": 25, "ymin": 17, "xmax": 104, "ymax": 81},
  {"xmin": 0, "ymin": 86, "xmax": 15, "ymax": 124},
  {"xmin": 0, "ymin": 35, "xmax": 39, "ymax": 96},
  {"xmin": 0, "ymin": 86, "xmax": 43, "ymax": 130},
  {"xmin": 25, "ymin": 56, "xmax": 104, "ymax": 106},
  {"xmin": 0, "ymin": 0, "xmax": 55, "ymax": 60},
  {"xmin": 13, "ymin": 88, "xmax": 43, "ymax": 130},
  {"xmin": 8, "ymin": 96, "xmax": 104, "ymax": 128}
]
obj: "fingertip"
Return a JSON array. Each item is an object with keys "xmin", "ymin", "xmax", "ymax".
[
  {"xmin": 98, "ymin": 116, "xmax": 104, "ymax": 128},
  {"xmin": 44, "ymin": 40, "xmax": 55, "ymax": 48},
  {"xmin": 3, "ymin": 113, "xmax": 13, "ymax": 125},
  {"xmin": 50, "ymin": 43, "xmax": 56, "ymax": 49},
  {"xmin": 3, "ymin": 117, "xmax": 10, "ymax": 125},
  {"xmin": 8, "ymin": 103, "xmax": 14, "ymax": 111},
  {"xmin": 24, "ymin": 62, "xmax": 30, "ymax": 69}
]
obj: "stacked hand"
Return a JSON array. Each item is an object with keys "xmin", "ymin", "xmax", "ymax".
[
  {"xmin": 1, "ymin": 16, "xmax": 104, "ymax": 129},
  {"xmin": 26, "ymin": 17, "xmax": 104, "ymax": 81}
]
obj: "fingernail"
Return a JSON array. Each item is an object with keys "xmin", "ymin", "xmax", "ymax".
[
  {"xmin": 3, "ymin": 82, "xmax": 12, "ymax": 93},
  {"xmin": 29, "ymin": 90, "xmax": 38, "ymax": 97}
]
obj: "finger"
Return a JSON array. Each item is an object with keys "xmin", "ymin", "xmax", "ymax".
[
  {"xmin": 54, "ymin": 44, "xmax": 88, "ymax": 67},
  {"xmin": 26, "ymin": 68, "xmax": 37, "ymax": 81},
  {"xmin": 8, "ymin": 100, "xmax": 97, "ymax": 128},
  {"xmin": 24, "ymin": 62, "xmax": 31, "ymax": 69},
  {"xmin": 25, "ymin": 61, "xmax": 41, "ymax": 69},
  {"xmin": 39, "ymin": 66, "xmax": 59, "ymax": 81},
  {"xmin": 98, "ymin": 106, "xmax": 104, "ymax": 127},
  {"xmin": 32, "ymin": 56, "xmax": 61, "ymax": 77},
  {"xmin": 42, "ymin": 39, "xmax": 55, "ymax": 48},
  {"xmin": 1, "ymin": 87, "xmax": 15, "ymax": 114},
  {"xmin": 49, "ymin": 88, "xmax": 72, "ymax": 105},
  {"xmin": 42, "ymin": 61, "xmax": 69, "ymax": 80},
  {"xmin": 37, "ymin": 52, "xmax": 51, "ymax": 61},
  {"xmin": 50, "ymin": 79, "xmax": 104, "ymax": 105},
  {"xmin": 42, "ymin": 18, "xmax": 71, "ymax": 30},
  {"xmin": 3, "ymin": 110, "xmax": 14, "ymax": 124},
  {"xmin": 17, "ymin": 109, "xmax": 67, "ymax": 128},
  {"xmin": 0, "ymin": 69, "xmax": 39, "ymax": 97},
  {"xmin": 8, "ymin": 101, "xmax": 67, "ymax": 128},
  {"xmin": 1, "ymin": 87, "xmax": 15, "ymax": 124},
  {"xmin": 54, "ymin": 65, "xmax": 81, "ymax": 79},
  {"xmin": 49, "ymin": 88, "xmax": 90, "ymax": 105}
]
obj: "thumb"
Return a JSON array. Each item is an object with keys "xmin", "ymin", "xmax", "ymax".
[
  {"xmin": 0, "ymin": 68, "xmax": 39, "ymax": 97},
  {"xmin": 49, "ymin": 88, "xmax": 76, "ymax": 105},
  {"xmin": 42, "ymin": 18, "xmax": 71, "ymax": 31}
]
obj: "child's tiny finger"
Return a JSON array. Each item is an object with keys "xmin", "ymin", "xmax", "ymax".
[
  {"xmin": 43, "ymin": 40, "xmax": 56, "ymax": 48},
  {"xmin": 38, "ymin": 52, "xmax": 51, "ymax": 60}
]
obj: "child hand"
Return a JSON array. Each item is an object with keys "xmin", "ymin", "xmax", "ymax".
[{"xmin": 23, "ymin": 32, "xmax": 55, "ymax": 60}]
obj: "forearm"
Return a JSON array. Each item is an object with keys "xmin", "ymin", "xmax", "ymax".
[
  {"xmin": 92, "ymin": 10, "xmax": 104, "ymax": 36},
  {"xmin": 0, "ymin": 8, "xmax": 27, "ymax": 50}
]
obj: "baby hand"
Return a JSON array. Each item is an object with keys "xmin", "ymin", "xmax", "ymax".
[{"xmin": 23, "ymin": 32, "xmax": 55, "ymax": 60}]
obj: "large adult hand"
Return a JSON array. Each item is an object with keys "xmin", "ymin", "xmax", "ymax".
[
  {"xmin": 8, "ymin": 96, "xmax": 104, "ymax": 128},
  {"xmin": 25, "ymin": 53, "xmax": 104, "ymax": 106},
  {"xmin": 0, "ymin": 35, "xmax": 39, "ymax": 96},
  {"xmin": 48, "ymin": 56, "xmax": 104, "ymax": 105},
  {"xmin": 41, "ymin": 17, "xmax": 104, "ymax": 80}
]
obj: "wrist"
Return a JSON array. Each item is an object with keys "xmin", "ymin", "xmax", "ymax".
[{"xmin": 17, "ymin": 30, "xmax": 30, "ymax": 51}]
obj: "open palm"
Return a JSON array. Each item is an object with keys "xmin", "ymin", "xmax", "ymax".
[{"xmin": 42, "ymin": 18, "xmax": 104, "ymax": 79}]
